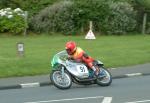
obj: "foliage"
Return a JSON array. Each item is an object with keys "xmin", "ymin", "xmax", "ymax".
[
  {"xmin": 72, "ymin": 0, "xmax": 137, "ymax": 34},
  {"xmin": 103, "ymin": 1, "xmax": 137, "ymax": 34},
  {"xmin": 0, "ymin": 8, "xmax": 27, "ymax": 34},
  {"xmin": 31, "ymin": 0, "xmax": 111, "ymax": 34},
  {"xmin": 0, "ymin": 0, "xmax": 140, "ymax": 35},
  {"xmin": 136, "ymin": 0, "xmax": 150, "ymax": 9},
  {"xmin": 71, "ymin": 0, "xmax": 111, "ymax": 33},
  {"xmin": 0, "ymin": 0, "xmax": 59, "ymax": 17},
  {"xmin": 30, "ymin": 1, "xmax": 76, "ymax": 34},
  {"xmin": 147, "ymin": 22, "xmax": 150, "ymax": 34},
  {"xmin": 31, "ymin": 0, "xmax": 137, "ymax": 35}
]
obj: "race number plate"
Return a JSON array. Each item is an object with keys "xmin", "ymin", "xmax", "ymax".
[{"xmin": 77, "ymin": 65, "xmax": 88, "ymax": 74}]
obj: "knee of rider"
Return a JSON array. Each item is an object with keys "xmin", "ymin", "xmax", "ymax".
[{"xmin": 88, "ymin": 62, "xmax": 93, "ymax": 68}]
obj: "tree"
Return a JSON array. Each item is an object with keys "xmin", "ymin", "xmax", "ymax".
[
  {"xmin": 136, "ymin": 0, "xmax": 150, "ymax": 9},
  {"xmin": 135, "ymin": 0, "xmax": 150, "ymax": 34}
]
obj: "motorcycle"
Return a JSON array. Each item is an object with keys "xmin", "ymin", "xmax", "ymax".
[{"xmin": 50, "ymin": 50, "xmax": 112, "ymax": 89}]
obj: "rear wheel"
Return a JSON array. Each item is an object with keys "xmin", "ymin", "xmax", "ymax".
[
  {"xmin": 50, "ymin": 70, "xmax": 72, "ymax": 89},
  {"xmin": 96, "ymin": 67, "xmax": 112, "ymax": 86}
]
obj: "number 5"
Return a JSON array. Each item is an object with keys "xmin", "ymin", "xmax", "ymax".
[{"xmin": 80, "ymin": 66, "xmax": 85, "ymax": 72}]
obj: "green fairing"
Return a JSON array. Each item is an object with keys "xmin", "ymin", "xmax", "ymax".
[
  {"xmin": 88, "ymin": 69, "xmax": 94, "ymax": 77},
  {"xmin": 51, "ymin": 50, "xmax": 68, "ymax": 70},
  {"xmin": 51, "ymin": 55, "xmax": 59, "ymax": 69}
]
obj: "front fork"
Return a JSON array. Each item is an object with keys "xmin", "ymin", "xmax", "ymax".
[{"xmin": 61, "ymin": 66, "xmax": 65, "ymax": 79}]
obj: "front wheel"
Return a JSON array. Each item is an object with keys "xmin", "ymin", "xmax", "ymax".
[
  {"xmin": 96, "ymin": 67, "xmax": 112, "ymax": 86},
  {"xmin": 50, "ymin": 70, "xmax": 72, "ymax": 89}
]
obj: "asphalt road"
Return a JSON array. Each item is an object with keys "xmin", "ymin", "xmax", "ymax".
[{"xmin": 0, "ymin": 75, "xmax": 150, "ymax": 103}]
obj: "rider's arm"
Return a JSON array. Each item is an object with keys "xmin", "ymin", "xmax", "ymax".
[{"xmin": 83, "ymin": 53, "xmax": 89, "ymax": 59}]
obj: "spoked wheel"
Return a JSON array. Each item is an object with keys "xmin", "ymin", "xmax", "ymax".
[
  {"xmin": 96, "ymin": 67, "xmax": 112, "ymax": 86},
  {"xmin": 50, "ymin": 70, "xmax": 72, "ymax": 89}
]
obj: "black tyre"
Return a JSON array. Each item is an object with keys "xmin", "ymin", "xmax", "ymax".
[{"xmin": 97, "ymin": 68, "xmax": 112, "ymax": 86}]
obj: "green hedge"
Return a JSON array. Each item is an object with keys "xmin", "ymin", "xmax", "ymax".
[
  {"xmin": 0, "ymin": 0, "xmax": 58, "ymax": 16},
  {"xmin": 31, "ymin": 0, "xmax": 137, "ymax": 35},
  {"xmin": 0, "ymin": 8, "xmax": 27, "ymax": 34},
  {"xmin": 0, "ymin": 0, "xmax": 139, "ymax": 35},
  {"xmin": 30, "ymin": 1, "xmax": 75, "ymax": 34},
  {"xmin": 136, "ymin": 0, "xmax": 150, "ymax": 9},
  {"xmin": 103, "ymin": 1, "xmax": 137, "ymax": 34}
]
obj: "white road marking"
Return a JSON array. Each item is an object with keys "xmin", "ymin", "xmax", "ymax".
[
  {"xmin": 101, "ymin": 97, "xmax": 112, "ymax": 103},
  {"xmin": 125, "ymin": 73, "xmax": 142, "ymax": 77},
  {"xmin": 21, "ymin": 82, "xmax": 40, "ymax": 88},
  {"xmin": 125, "ymin": 99, "xmax": 150, "ymax": 103},
  {"xmin": 24, "ymin": 96, "xmax": 104, "ymax": 103},
  {"xmin": 110, "ymin": 68, "xmax": 117, "ymax": 70}
]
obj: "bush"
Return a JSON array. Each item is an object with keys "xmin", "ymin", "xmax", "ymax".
[
  {"xmin": 31, "ymin": 0, "xmax": 111, "ymax": 34},
  {"xmin": 72, "ymin": 0, "xmax": 137, "ymax": 34},
  {"xmin": 30, "ymin": 1, "xmax": 76, "ymax": 34},
  {"xmin": 72, "ymin": 0, "xmax": 111, "ymax": 33},
  {"xmin": 103, "ymin": 1, "xmax": 137, "ymax": 34},
  {"xmin": 136, "ymin": 0, "xmax": 150, "ymax": 9},
  {"xmin": 0, "ymin": 8, "xmax": 27, "ymax": 34},
  {"xmin": 31, "ymin": 0, "xmax": 137, "ymax": 35},
  {"xmin": 0, "ymin": 0, "xmax": 58, "ymax": 17}
]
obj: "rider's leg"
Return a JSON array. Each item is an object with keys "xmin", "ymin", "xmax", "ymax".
[
  {"xmin": 91, "ymin": 65, "xmax": 100, "ymax": 76},
  {"xmin": 87, "ymin": 62, "xmax": 100, "ymax": 76},
  {"xmin": 82, "ymin": 56, "xmax": 100, "ymax": 76}
]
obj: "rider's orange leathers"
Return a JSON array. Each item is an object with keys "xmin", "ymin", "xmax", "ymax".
[{"xmin": 68, "ymin": 47, "xmax": 94, "ymax": 69}]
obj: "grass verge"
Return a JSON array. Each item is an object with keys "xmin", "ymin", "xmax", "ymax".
[{"xmin": 0, "ymin": 34, "xmax": 150, "ymax": 78}]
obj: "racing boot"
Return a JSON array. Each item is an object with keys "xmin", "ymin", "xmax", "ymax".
[{"xmin": 91, "ymin": 66, "xmax": 100, "ymax": 78}]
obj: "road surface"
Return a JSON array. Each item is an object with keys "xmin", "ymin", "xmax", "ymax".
[{"xmin": 0, "ymin": 75, "xmax": 150, "ymax": 103}]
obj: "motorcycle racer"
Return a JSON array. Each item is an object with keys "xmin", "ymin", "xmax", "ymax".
[{"xmin": 65, "ymin": 41, "xmax": 100, "ymax": 76}]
